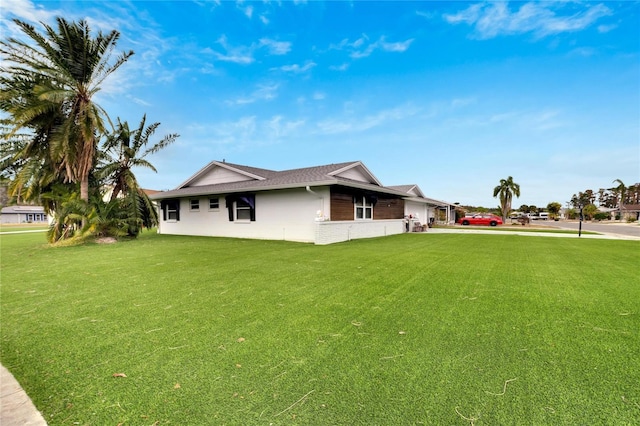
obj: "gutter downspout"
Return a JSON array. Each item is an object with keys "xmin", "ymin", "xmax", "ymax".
[{"xmin": 306, "ymin": 186, "xmax": 325, "ymax": 219}]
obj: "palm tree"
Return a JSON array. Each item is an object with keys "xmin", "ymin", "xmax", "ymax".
[
  {"xmin": 612, "ymin": 179, "xmax": 626, "ymax": 221},
  {"xmin": 100, "ymin": 115, "xmax": 178, "ymax": 201},
  {"xmin": 493, "ymin": 176, "xmax": 521, "ymax": 223},
  {"xmin": 98, "ymin": 115, "xmax": 178, "ymax": 234},
  {"xmin": 0, "ymin": 18, "xmax": 133, "ymax": 202}
]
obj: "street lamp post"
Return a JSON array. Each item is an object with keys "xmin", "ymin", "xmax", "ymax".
[{"xmin": 578, "ymin": 204, "xmax": 584, "ymax": 237}]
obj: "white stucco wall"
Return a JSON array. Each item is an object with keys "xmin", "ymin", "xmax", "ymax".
[{"xmin": 157, "ymin": 187, "xmax": 330, "ymax": 243}]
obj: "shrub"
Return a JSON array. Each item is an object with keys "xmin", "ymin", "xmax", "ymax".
[{"xmin": 594, "ymin": 212, "xmax": 611, "ymax": 221}]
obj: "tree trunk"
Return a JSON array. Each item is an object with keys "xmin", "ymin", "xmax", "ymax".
[{"xmin": 80, "ymin": 175, "xmax": 89, "ymax": 202}]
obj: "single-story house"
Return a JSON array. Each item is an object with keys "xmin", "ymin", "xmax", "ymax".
[
  {"xmin": 0, "ymin": 205, "xmax": 48, "ymax": 224},
  {"xmin": 150, "ymin": 160, "xmax": 455, "ymax": 245},
  {"xmin": 621, "ymin": 204, "xmax": 640, "ymax": 221}
]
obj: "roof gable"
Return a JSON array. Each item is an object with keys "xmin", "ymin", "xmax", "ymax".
[
  {"xmin": 388, "ymin": 184, "xmax": 425, "ymax": 198},
  {"xmin": 328, "ymin": 162, "xmax": 382, "ymax": 186},
  {"xmin": 179, "ymin": 161, "xmax": 274, "ymax": 188}
]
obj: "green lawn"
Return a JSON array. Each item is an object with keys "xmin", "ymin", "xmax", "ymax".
[
  {"xmin": 0, "ymin": 224, "xmax": 49, "ymax": 233},
  {"xmin": 1, "ymin": 232, "xmax": 638, "ymax": 425}
]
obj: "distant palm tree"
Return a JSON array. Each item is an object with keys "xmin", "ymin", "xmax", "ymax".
[
  {"xmin": 493, "ymin": 176, "xmax": 521, "ymax": 223},
  {"xmin": 0, "ymin": 18, "xmax": 133, "ymax": 202},
  {"xmin": 613, "ymin": 179, "xmax": 626, "ymax": 221}
]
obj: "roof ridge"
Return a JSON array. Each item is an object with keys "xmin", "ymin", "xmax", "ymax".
[{"xmin": 276, "ymin": 161, "xmax": 360, "ymax": 175}]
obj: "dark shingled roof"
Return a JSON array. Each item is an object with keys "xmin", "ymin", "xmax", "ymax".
[{"xmin": 151, "ymin": 161, "xmax": 407, "ymax": 200}]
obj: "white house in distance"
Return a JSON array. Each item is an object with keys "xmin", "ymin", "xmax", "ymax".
[
  {"xmin": 0, "ymin": 205, "xmax": 48, "ymax": 224},
  {"xmin": 150, "ymin": 160, "xmax": 456, "ymax": 245}
]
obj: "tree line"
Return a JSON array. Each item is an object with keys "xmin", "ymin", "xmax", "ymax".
[
  {"xmin": 459, "ymin": 177, "xmax": 638, "ymax": 222},
  {"xmin": 0, "ymin": 18, "xmax": 178, "ymax": 243}
]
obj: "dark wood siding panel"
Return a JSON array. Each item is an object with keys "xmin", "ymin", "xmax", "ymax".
[
  {"xmin": 330, "ymin": 190, "xmax": 354, "ymax": 221},
  {"xmin": 331, "ymin": 187, "xmax": 405, "ymax": 221},
  {"xmin": 373, "ymin": 197, "xmax": 405, "ymax": 220}
]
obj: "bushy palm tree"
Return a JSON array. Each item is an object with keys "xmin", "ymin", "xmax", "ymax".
[
  {"xmin": 493, "ymin": 176, "xmax": 520, "ymax": 223},
  {"xmin": 98, "ymin": 115, "xmax": 178, "ymax": 234},
  {"xmin": 100, "ymin": 115, "xmax": 178, "ymax": 201},
  {"xmin": 46, "ymin": 193, "xmax": 130, "ymax": 244},
  {"xmin": 0, "ymin": 18, "xmax": 133, "ymax": 202}
]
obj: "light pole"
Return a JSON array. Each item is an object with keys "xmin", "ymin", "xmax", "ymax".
[{"xmin": 578, "ymin": 203, "xmax": 584, "ymax": 237}]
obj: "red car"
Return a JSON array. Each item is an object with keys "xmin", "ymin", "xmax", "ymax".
[{"xmin": 457, "ymin": 214, "xmax": 503, "ymax": 226}]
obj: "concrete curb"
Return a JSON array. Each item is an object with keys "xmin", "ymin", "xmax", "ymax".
[{"xmin": 0, "ymin": 365, "xmax": 47, "ymax": 426}]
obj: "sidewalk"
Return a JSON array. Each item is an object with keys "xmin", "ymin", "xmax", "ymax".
[
  {"xmin": 0, "ymin": 365, "xmax": 47, "ymax": 426},
  {"xmin": 427, "ymin": 227, "xmax": 640, "ymax": 240}
]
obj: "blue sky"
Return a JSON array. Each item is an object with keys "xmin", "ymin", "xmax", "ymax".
[{"xmin": 2, "ymin": 0, "xmax": 638, "ymax": 207}]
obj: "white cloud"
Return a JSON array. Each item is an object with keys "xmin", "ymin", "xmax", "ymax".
[
  {"xmin": 267, "ymin": 116, "xmax": 305, "ymax": 138},
  {"xmin": 189, "ymin": 116, "xmax": 258, "ymax": 146},
  {"xmin": 316, "ymin": 104, "xmax": 420, "ymax": 135},
  {"xmin": 329, "ymin": 34, "xmax": 414, "ymax": 59},
  {"xmin": 568, "ymin": 47, "xmax": 597, "ymax": 57},
  {"xmin": 131, "ymin": 97, "xmax": 152, "ymax": 107},
  {"xmin": 350, "ymin": 36, "xmax": 414, "ymax": 58},
  {"xmin": 207, "ymin": 36, "xmax": 292, "ymax": 64},
  {"xmin": 451, "ymin": 97, "xmax": 476, "ymax": 109},
  {"xmin": 0, "ymin": 0, "xmax": 57, "ymax": 25},
  {"xmin": 329, "ymin": 63, "xmax": 349, "ymax": 71},
  {"xmin": 597, "ymin": 23, "xmax": 617, "ymax": 33},
  {"xmin": 210, "ymin": 35, "xmax": 255, "ymax": 64},
  {"xmin": 379, "ymin": 38, "xmax": 414, "ymax": 53},
  {"xmin": 276, "ymin": 61, "xmax": 316, "ymax": 73},
  {"xmin": 416, "ymin": 10, "xmax": 437, "ymax": 20},
  {"xmin": 444, "ymin": 2, "xmax": 612, "ymax": 39},
  {"xmin": 259, "ymin": 38, "xmax": 292, "ymax": 55},
  {"xmin": 242, "ymin": 5, "xmax": 253, "ymax": 19},
  {"xmin": 226, "ymin": 83, "xmax": 279, "ymax": 105}
]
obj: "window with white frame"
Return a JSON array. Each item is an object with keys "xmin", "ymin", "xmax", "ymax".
[
  {"xmin": 209, "ymin": 198, "xmax": 220, "ymax": 210},
  {"xmin": 355, "ymin": 196, "xmax": 373, "ymax": 219},
  {"xmin": 236, "ymin": 198, "xmax": 252, "ymax": 220}
]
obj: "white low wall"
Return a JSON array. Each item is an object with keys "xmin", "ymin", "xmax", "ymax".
[{"xmin": 315, "ymin": 220, "xmax": 404, "ymax": 245}]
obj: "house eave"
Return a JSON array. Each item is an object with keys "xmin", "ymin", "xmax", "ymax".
[{"xmin": 150, "ymin": 179, "xmax": 408, "ymax": 200}]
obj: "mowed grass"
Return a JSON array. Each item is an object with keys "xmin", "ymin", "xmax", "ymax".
[{"xmin": 1, "ymin": 232, "xmax": 639, "ymax": 425}]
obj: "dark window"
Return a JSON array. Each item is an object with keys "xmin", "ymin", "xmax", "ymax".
[
  {"xmin": 161, "ymin": 200, "xmax": 180, "ymax": 221},
  {"xmin": 209, "ymin": 198, "xmax": 220, "ymax": 209},
  {"xmin": 190, "ymin": 199, "xmax": 200, "ymax": 211},
  {"xmin": 226, "ymin": 194, "xmax": 255, "ymax": 222}
]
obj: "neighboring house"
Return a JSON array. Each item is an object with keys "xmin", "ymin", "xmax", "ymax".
[
  {"xmin": 621, "ymin": 204, "xmax": 640, "ymax": 221},
  {"xmin": 0, "ymin": 205, "xmax": 48, "ymax": 224},
  {"xmin": 150, "ymin": 160, "xmax": 454, "ymax": 245}
]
